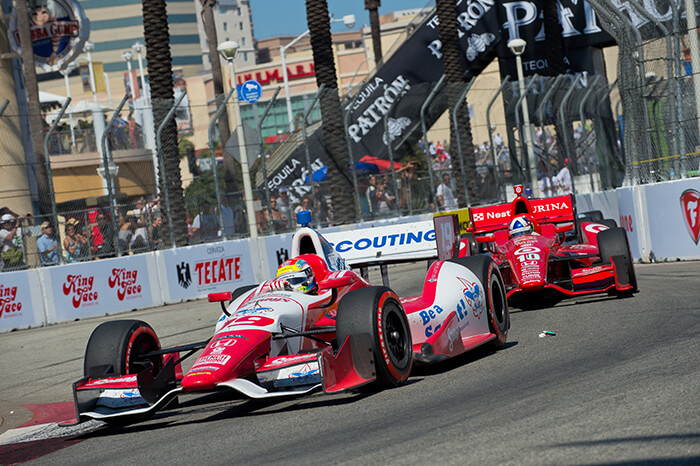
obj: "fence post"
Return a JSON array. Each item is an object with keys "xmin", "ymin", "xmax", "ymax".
[
  {"xmin": 301, "ymin": 84, "xmax": 324, "ymax": 226},
  {"xmin": 579, "ymin": 75, "xmax": 602, "ymax": 192},
  {"xmin": 383, "ymin": 80, "xmax": 410, "ymax": 216},
  {"xmin": 256, "ymin": 87, "xmax": 281, "ymax": 233},
  {"xmin": 208, "ymin": 87, "xmax": 234, "ymax": 241},
  {"xmin": 43, "ymin": 97, "xmax": 70, "ymax": 264},
  {"xmin": 558, "ymin": 75, "xmax": 582, "ymax": 194},
  {"xmin": 487, "ymin": 77, "xmax": 511, "ymax": 202},
  {"xmin": 420, "ymin": 76, "xmax": 446, "ymax": 212},
  {"xmin": 343, "ymin": 84, "xmax": 365, "ymax": 221},
  {"xmin": 157, "ymin": 91, "xmax": 187, "ymax": 249},
  {"xmin": 452, "ymin": 78, "xmax": 476, "ymax": 207},
  {"xmin": 101, "ymin": 93, "xmax": 130, "ymax": 256},
  {"xmin": 513, "ymin": 75, "xmax": 539, "ymax": 193}
]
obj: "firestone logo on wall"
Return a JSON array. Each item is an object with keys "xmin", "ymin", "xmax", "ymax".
[
  {"xmin": 108, "ymin": 268, "xmax": 142, "ymax": 301},
  {"xmin": 680, "ymin": 189, "xmax": 700, "ymax": 244},
  {"xmin": 62, "ymin": 274, "xmax": 98, "ymax": 308},
  {"xmin": 0, "ymin": 284, "xmax": 23, "ymax": 319}
]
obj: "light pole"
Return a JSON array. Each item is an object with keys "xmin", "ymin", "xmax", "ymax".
[
  {"xmin": 60, "ymin": 63, "xmax": 77, "ymax": 151},
  {"xmin": 122, "ymin": 49, "xmax": 137, "ymax": 101},
  {"xmin": 280, "ymin": 14, "xmax": 355, "ymax": 132},
  {"xmin": 83, "ymin": 40, "xmax": 98, "ymax": 105},
  {"xmin": 132, "ymin": 42, "xmax": 149, "ymax": 102},
  {"xmin": 218, "ymin": 40, "xmax": 258, "ymax": 239},
  {"xmin": 508, "ymin": 38, "xmax": 537, "ymax": 195}
]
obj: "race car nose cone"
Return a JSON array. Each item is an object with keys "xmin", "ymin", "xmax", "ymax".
[
  {"xmin": 520, "ymin": 279, "xmax": 545, "ymax": 291},
  {"xmin": 181, "ymin": 372, "xmax": 218, "ymax": 391}
]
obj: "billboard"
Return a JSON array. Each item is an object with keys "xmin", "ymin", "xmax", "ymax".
[{"xmin": 7, "ymin": 0, "xmax": 90, "ymax": 72}]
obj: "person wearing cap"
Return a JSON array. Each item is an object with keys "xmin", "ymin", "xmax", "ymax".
[
  {"xmin": 556, "ymin": 158, "xmax": 572, "ymax": 193},
  {"xmin": 63, "ymin": 218, "xmax": 88, "ymax": 262},
  {"xmin": 37, "ymin": 222, "xmax": 59, "ymax": 266},
  {"xmin": 0, "ymin": 213, "xmax": 25, "ymax": 270}
]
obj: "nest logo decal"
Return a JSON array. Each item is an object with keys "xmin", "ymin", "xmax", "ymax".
[
  {"xmin": 680, "ymin": 189, "xmax": 700, "ymax": 244},
  {"xmin": 0, "ymin": 284, "xmax": 22, "ymax": 319},
  {"xmin": 108, "ymin": 268, "xmax": 142, "ymax": 301},
  {"xmin": 62, "ymin": 274, "xmax": 98, "ymax": 308}
]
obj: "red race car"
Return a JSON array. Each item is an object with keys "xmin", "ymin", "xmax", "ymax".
[
  {"xmin": 69, "ymin": 212, "xmax": 509, "ymax": 425},
  {"xmin": 453, "ymin": 185, "xmax": 637, "ymax": 306}
]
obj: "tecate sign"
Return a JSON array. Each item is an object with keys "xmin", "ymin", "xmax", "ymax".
[{"xmin": 8, "ymin": 0, "xmax": 90, "ymax": 72}]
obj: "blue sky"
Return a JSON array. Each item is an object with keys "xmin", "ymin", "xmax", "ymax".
[{"xmin": 250, "ymin": 0, "xmax": 433, "ymax": 39}]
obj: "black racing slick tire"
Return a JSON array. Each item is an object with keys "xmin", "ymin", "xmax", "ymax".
[
  {"xmin": 598, "ymin": 227, "xmax": 638, "ymax": 294},
  {"xmin": 448, "ymin": 256, "xmax": 509, "ymax": 349},
  {"xmin": 601, "ymin": 218, "xmax": 618, "ymax": 228},
  {"xmin": 84, "ymin": 320, "xmax": 162, "ymax": 378},
  {"xmin": 231, "ymin": 284, "xmax": 258, "ymax": 301},
  {"xmin": 336, "ymin": 287, "xmax": 413, "ymax": 388}
]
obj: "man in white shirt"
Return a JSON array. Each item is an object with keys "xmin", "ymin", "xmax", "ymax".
[
  {"xmin": 436, "ymin": 173, "xmax": 458, "ymax": 210},
  {"xmin": 556, "ymin": 159, "xmax": 572, "ymax": 193}
]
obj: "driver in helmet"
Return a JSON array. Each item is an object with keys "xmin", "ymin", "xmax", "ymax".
[
  {"xmin": 508, "ymin": 215, "xmax": 537, "ymax": 238},
  {"xmin": 270, "ymin": 258, "xmax": 318, "ymax": 294}
]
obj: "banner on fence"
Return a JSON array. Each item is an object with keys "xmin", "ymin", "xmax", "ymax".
[
  {"xmin": 160, "ymin": 239, "xmax": 255, "ymax": 302},
  {"xmin": 48, "ymin": 255, "xmax": 156, "ymax": 322}
]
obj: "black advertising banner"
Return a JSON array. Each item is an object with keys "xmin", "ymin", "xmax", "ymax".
[{"xmin": 345, "ymin": 0, "xmax": 502, "ymax": 161}]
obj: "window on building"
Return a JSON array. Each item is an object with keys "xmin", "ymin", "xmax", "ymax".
[
  {"xmin": 241, "ymin": 37, "xmax": 246, "ymax": 46},
  {"xmin": 223, "ymin": 22, "xmax": 227, "ymax": 31},
  {"xmin": 240, "ymin": 22, "xmax": 243, "ymax": 30}
]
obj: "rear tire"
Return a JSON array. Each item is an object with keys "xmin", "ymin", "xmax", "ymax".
[
  {"xmin": 336, "ymin": 287, "xmax": 413, "ymax": 388},
  {"xmin": 598, "ymin": 227, "xmax": 638, "ymax": 294},
  {"xmin": 84, "ymin": 320, "xmax": 162, "ymax": 378},
  {"xmin": 448, "ymin": 256, "xmax": 509, "ymax": 349}
]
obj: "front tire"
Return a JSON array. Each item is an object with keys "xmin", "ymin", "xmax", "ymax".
[
  {"xmin": 448, "ymin": 256, "xmax": 509, "ymax": 349},
  {"xmin": 598, "ymin": 227, "xmax": 638, "ymax": 294},
  {"xmin": 84, "ymin": 320, "xmax": 162, "ymax": 378},
  {"xmin": 336, "ymin": 287, "xmax": 413, "ymax": 388}
]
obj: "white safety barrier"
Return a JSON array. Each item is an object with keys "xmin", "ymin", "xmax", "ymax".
[{"xmin": 1, "ymin": 181, "xmax": 697, "ymax": 333}]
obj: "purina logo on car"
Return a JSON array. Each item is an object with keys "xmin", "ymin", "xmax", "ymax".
[
  {"xmin": 176, "ymin": 262, "xmax": 192, "ymax": 289},
  {"xmin": 680, "ymin": 189, "xmax": 700, "ymax": 244}
]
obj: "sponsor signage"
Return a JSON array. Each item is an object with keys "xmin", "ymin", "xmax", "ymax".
[
  {"xmin": 8, "ymin": 0, "xmax": 90, "ymax": 72},
  {"xmin": 161, "ymin": 240, "xmax": 255, "ymax": 302},
  {"xmin": 680, "ymin": 189, "xmax": 700, "ymax": 245},
  {"xmin": 0, "ymin": 271, "xmax": 37, "ymax": 330},
  {"xmin": 50, "ymin": 255, "xmax": 154, "ymax": 321}
]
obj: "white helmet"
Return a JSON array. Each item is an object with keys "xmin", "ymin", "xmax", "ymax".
[{"xmin": 509, "ymin": 215, "xmax": 534, "ymax": 238}]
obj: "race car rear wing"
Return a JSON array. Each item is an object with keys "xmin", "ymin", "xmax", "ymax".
[{"xmin": 468, "ymin": 187, "xmax": 576, "ymax": 235}]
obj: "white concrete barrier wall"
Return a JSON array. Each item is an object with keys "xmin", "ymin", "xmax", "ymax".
[{"xmin": 1, "ymin": 183, "xmax": 697, "ymax": 332}]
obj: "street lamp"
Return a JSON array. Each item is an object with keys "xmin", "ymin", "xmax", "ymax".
[
  {"xmin": 60, "ymin": 63, "xmax": 77, "ymax": 151},
  {"xmin": 508, "ymin": 38, "xmax": 537, "ymax": 195},
  {"xmin": 122, "ymin": 49, "xmax": 137, "ymax": 100},
  {"xmin": 217, "ymin": 40, "xmax": 258, "ymax": 239},
  {"xmin": 132, "ymin": 42, "xmax": 149, "ymax": 102},
  {"xmin": 280, "ymin": 14, "xmax": 356, "ymax": 132},
  {"xmin": 83, "ymin": 40, "xmax": 98, "ymax": 105}
]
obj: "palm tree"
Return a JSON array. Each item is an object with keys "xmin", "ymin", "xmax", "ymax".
[
  {"xmin": 305, "ymin": 0, "xmax": 355, "ymax": 223},
  {"xmin": 435, "ymin": 0, "xmax": 479, "ymax": 206},
  {"xmin": 15, "ymin": 0, "xmax": 51, "ymax": 215},
  {"xmin": 141, "ymin": 0, "xmax": 188, "ymax": 244},
  {"xmin": 365, "ymin": 0, "xmax": 382, "ymax": 63}
]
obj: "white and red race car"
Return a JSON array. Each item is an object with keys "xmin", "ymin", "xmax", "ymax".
[{"xmin": 69, "ymin": 213, "xmax": 509, "ymax": 425}]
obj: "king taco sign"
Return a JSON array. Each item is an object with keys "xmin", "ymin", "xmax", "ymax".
[{"xmin": 8, "ymin": 0, "xmax": 90, "ymax": 71}]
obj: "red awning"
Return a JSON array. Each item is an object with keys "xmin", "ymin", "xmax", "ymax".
[{"xmin": 359, "ymin": 155, "xmax": 405, "ymax": 171}]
